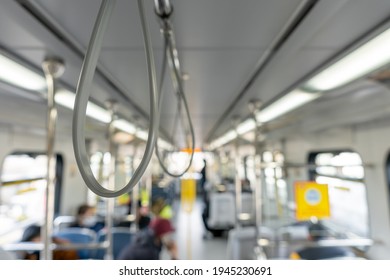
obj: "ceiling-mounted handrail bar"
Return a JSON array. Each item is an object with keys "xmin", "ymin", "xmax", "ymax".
[
  {"xmin": 72, "ymin": 0, "xmax": 158, "ymax": 197},
  {"xmin": 154, "ymin": 0, "xmax": 173, "ymax": 19}
]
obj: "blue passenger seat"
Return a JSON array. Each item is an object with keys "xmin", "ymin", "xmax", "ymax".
[
  {"xmin": 95, "ymin": 227, "xmax": 133, "ymax": 260},
  {"xmin": 54, "ymin": 228, "xmax": 97, "ymax": 259}
]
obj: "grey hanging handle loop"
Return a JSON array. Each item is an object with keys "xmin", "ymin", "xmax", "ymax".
[{"xmin": 72, "ymin": 0, "xmax": 159, "ymax": 197}]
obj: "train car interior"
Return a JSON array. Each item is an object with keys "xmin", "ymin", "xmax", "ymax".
[{"xmin": 1, "ymin": 0, "xmax": 390, "ymax": 260}]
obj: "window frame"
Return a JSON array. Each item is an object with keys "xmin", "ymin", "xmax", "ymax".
[
  {"xmin": 1, "ymin": 151, "xmax": 64, "ymax": 216},
  {"xmin": 307, "ymin": 149, "xmax": 370, "ymax": 239}
]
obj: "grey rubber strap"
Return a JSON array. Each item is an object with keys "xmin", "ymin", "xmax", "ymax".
[{"xmin": 72, "ymin": 0, "xmax": 158, "ymax": 197}]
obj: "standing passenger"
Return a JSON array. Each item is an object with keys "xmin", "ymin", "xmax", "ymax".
[{"xmin": 200, "ymin": 159, "xmax": 207, "ymax": 202}]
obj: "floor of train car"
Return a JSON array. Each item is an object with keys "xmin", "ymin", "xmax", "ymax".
[{"xmin": 160, "ymin": 198, "xmax": 228, "ymax": 260}]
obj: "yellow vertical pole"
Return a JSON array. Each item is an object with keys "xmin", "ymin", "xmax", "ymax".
[
  {"xmin": 181, "ymin": 179, "xmax": 196, "ymax": 259},
  {"xmin": 181, "ymin": 179, "xmax": 196, "ymax": 213}
]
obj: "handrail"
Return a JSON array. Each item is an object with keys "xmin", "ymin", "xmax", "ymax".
[
  {"xmin": 257, "ymin": 238, "xmax": 375, "ymax": 248},
  {"xmin": 72, "ymin": 0, "xmax": 158, "ymax": 197},
  {"xmin": 2, "ymin": 242, "xmax": 108, "ymax": 252},
  {"xmin": 1, "ymin": 177, "xmax": 45, "ymax": 187},
  {"xmin": 154, "ymin": 19, "xmax": 196, "ymax": 178}
]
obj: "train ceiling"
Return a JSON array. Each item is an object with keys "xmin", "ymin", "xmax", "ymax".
[{"xmin": 0, "ymin": 0, "xmax": 390, "ymax": 148}]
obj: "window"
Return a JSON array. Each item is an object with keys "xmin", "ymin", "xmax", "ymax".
[
  {"xmin": 262, "ymin": 151, "xmax": 287, "ymax": 203},
  {"xmin": 262, "ymin": 151, "xmax": 287, "ymax": 218},
  {"xmin": 308, "ymin": 150, "xmax": 369, "ymax": 237},
  {"xmin": 0, "ymin": 152, "xmax": 63, "ymax": 241}
]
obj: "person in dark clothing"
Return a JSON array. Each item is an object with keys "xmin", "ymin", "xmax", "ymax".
[
  {"xmin": 199, "ymin": 159, "xmax": 214, "ymax": 238},
  {"xmin": 134, "ymin": 200, "xmax": 151, "ymax": 230},
  {"xmin": 117, "ymin": 199, "xmax": 177, "ymax": 260},
  {"xmin": 118, "ymin": 218, "xmax": 177, "ymax": 260},
  {"xmin": 21, "ymin": 224, "xmax": 78, "ymax": 260},
  {"xmin": 117, "ymin": 200, "xmax": 151, "ymax": 229},
  {"xmin": 200, "ymin": 160, "xmax": 207, "ymax": 201},
  {"xmin": 117, "ymin": 227, "xmax": 160, "ymax": 260},
  {"xmin": 117, "ymin": 217, "xmax": 176, "ymax": 260},
  {"xmin": 290, "ymin": 222, "xmax": 356, "ymax": 260}
]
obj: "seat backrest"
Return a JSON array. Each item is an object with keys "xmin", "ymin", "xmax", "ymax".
[
  {"xmin": 0, "ymin": 247, "xmax": 16, "ymax": 260},
  {"xmin": 275, "ymin": 225, "xmax": 310, "ymax": 258},
  {"xmin": 240, "ymin": 192, "xmax": 253, "ymax": 214},
  {"xmin": 95, "ymin": 227, "xmax": 133, "ymax": 260},
  {"xmin": 240, "ymin": 192, "xmax": 255, "ymax": 225},
  {"xmin": 226, "ymin": 226, "xmax": 275, "ymax": 260},
  {"xmin": 277, "ymin": 225, "xmax": 309, "ymax": 241},
  {"xmin": 208, "ymin": 192, "xmax": 236, "ymax": 229},
  {"xmin": 53, "ymin": 216, "xmax": 76, "ymax": 231},
  {"xmin": 54, "ymin": 228, "xmax": 97, "ymax": 259}
]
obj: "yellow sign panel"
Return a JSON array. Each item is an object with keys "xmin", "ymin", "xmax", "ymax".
[
  {"xmin": 181, "ymin": 179, "xmax": 196, "ymax": 213},
  {"xmin": 294, "ymin": 181, "xmax": 330, "ymax": 221}
]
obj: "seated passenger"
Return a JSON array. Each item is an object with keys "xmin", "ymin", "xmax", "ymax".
[
  {"xmin": 145, "ymin": 197, "xmax": 173, "ymax": 220},
  {"xmin": 69, "ymin": 204, "xmax": 104, "ymax": 233},
  {"xmin": 241, "ymin": 179, "xmax": 252, "ymax": 192},
  {"xmin": 289, "ymin": 222, "xmax": 355, "ymax": 260},
  {"xmin": 118, "ymin": 198, "xmax": 177, "ymax": 260},
  {"xmin": 117, "ymin": 200, "xmax": 151, "ymax": 229},
  {"xmin": 21, "ymin": 224, "xmax": 78, "ymax": 260},
  {"xmin": 136, "ymin": 200, "xmax": 151, "ymax": 230}
]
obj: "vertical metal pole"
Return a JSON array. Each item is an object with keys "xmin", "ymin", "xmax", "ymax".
[
  {"xmin": 125, "ymin": 155, "xmax": 137, "ymax": 232},
  {"xmin": 130, "ymin": 182, "xmax": 140, "ymax": 233},
  {"xmin": 253, "ymin": 153, "xmax": 266, "ymax": 259},
  {"xmin": 186, "ymin": 213, "xmax": 192, "ymax": 260},
  {"xmin": 130, "ymin": 142, "xmax": 140, "ymax": 233},
  {"xmin": 274, "ymin": 163, "xmax": 283, "ymax": 217},
  {"xmin": 254, "ymin": 150, "xmax": 262, "ymax": 235},
  {"xmin": 254, "ymin": 151, "xmax": 268, "ymax": 259},
  {"xmin": 41, "ymin": 57, "xmax": 65, "ymax": 260},
  {"xmin": 145, "ymin": 168, "xmax": 152, "ymax": 209},
  {"xmin": 235, "ymin": 145, "xmax": 242, "ymax": 227},
  {"xmin": 248, "ymin": 99, "xmax": 266, "ymax": 259},
  {"xmin": 144, "ymin": 163, "xmax": 153, "ymax": 222},
  {"xmin": 104, "ymin": 100, "xmax": 117, "ymax": 260},
  {"xmin": 233, "ymin": 120, "xmax": 242, "ymax": 228}
]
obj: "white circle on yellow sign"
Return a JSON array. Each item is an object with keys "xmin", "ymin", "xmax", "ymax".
[{"xmin": 305, "ymin": 188, "xmax": 321, "ymax": 205}]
